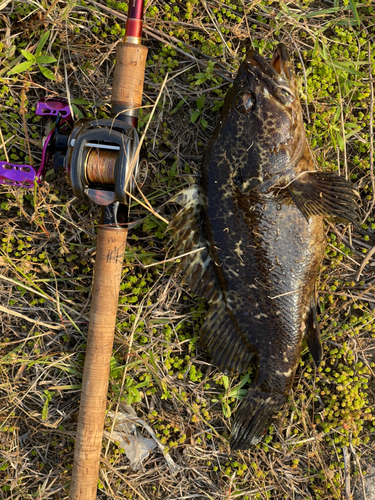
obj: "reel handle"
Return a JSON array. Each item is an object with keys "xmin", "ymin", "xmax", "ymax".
[{"xmin": 0, "ymin": 98, "xmax": 73, "ymax": 187}]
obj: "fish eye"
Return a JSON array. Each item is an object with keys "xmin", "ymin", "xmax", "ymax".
[{"xmin": 235, "ymin": 91, "xmax": 255, "ymax": 114}]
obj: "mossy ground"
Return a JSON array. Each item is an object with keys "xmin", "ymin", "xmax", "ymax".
[{"xmin": 0, "ymin": 1, "xmax": 374, "ymax": 499}]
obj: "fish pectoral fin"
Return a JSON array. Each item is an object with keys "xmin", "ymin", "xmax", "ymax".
[
  {"xmin": 201, "ymin": 303, "xmax": 254, "ymax": 377},
  {"xmin": 287, "ymin": 171, "xmax": 360, "ymax": 225},
  {"xmin": 304, "ymin": 297, "xmax": 322, "ymax": 367}
]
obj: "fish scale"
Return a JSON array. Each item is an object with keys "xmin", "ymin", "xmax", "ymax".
[{"xmin": 169, "ymin": 43, "xmax": 359, "ymax": 449}]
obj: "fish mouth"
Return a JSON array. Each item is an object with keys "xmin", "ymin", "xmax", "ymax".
[
  {"xmin": 245, "ymin": 43, "xmax": 295, "ymax": 105},
  {"xmin": 270, "ymin": 43, "xmax": 292, "ymax": 81}
]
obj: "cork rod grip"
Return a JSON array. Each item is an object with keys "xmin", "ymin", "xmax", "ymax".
[
  {"xmin": 69, "ymin": 226, "xmax": 128, "ymax": 500},
  {"xmin": 111, "ymin": 43, "xmax": 148, "ymax": 116}
]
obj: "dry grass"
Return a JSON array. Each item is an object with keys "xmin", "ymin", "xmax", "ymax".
[{"xmin": 0, "ymin": 1, "xmax": 375, "ymax": 499}]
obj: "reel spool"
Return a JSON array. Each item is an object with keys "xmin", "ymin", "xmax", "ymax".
[
  {"xmin": 61, "ymin": 118, "xmax": 147, "ymax": 206},
  {"xmin": 83, "ymin": 145, "xmax": 147, "ymax": 206}
]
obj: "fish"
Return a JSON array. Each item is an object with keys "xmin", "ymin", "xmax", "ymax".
[{"xmin": 168, "ymin": 43, "xmax": 359, "ymax": 450}]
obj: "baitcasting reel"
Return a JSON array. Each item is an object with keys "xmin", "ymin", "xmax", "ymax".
[{"xmin": 1, "ymin": 98, "xmax": 146, "ymax": 219}]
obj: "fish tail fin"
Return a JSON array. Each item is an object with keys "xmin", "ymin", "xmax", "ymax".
[{"xmin": 230, "ymin": 388, "xmax": 283, "ymax": 450}]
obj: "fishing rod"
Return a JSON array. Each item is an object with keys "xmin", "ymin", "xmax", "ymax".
[
  {"xmin": 1, "ymin": 1, "xmax": 147, "ymax": 498},
  {"xmin": 69, "ymin": 4, "xmax": 148, "ymax": 498},
  {"xmin": 69, "ymin": 0, "xmax": 147, "ymax": 500}
]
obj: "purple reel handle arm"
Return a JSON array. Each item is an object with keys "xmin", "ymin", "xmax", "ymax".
[
  {"xmin": 35, "ymin": 98, "xmax": 71, "ymax": 120},
  {"xmin": 0, "ymin": 98, "xmax": 72, "ymax": 188},
  {"xmin": 0, "ymin": 161, "xmax": 40, "ymax": 187}
]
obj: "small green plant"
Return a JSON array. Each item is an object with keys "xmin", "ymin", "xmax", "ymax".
[
  {"xmin": 212, "ymin": 374, "xmax": 250, "ymax": 418},
  {"xmin": 8, "ymin": 31, "xmax": 56, "ymax": 80},
  {"xmin": 41, "ymin": 390, "xmax": 55, "ymax": 420},
  {"xmin": 110, "ymin": 357, "xmax": 151, "ymax": 404},
  {"xmin": 193, "ymin": 59, "xmax": 218, "ymax": 86},
  {"xmin": 191, "ymin": 94, "xmax": 208, "ymax": 129},
  {"xmin": 121, "ymin": 376, "xmax": 151, "ymax": 404}
]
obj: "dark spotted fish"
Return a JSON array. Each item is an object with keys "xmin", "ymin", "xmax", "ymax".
[{"xmin": 169, "ymin": 44, "xmax": 359, "ymax": 449}]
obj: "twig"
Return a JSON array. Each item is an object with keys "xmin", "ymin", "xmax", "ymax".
[
  {"xmin": 0, "ymin": 127, "xmax": 10, "ymax": 162},
  {"xmin": 42, "ymin": 0, "xmax": 60, "ymax": 19},
  {"xmin": 343, "ymin": 446, "xmax": 351, "ymax": 500},
  {"xmin": 362, "ymin": 41, "xmax": 375, "ymax": 222},
  {"xmin": 0, "ymin": 304, "xmax": 61, "ymax": 329},
  {"xmin": 318, "ymin": 290, "xmax": 375, "ymax": 303},
  {"xmin": 231, "ymin": 485, "xmax": 276, "ymax": 498},
  {"xmin": 327, "ymin": 243, "xmax": 360, "ymax": 266},
  {"xmin": 355, "ymin": 246, "xmax": 375, "ymax": 281},
  {"xmin": 62, "ymin": 50, "xmax": 74, "ymax": 120},
  {"xmin": 20, "ymin": 87, "xmax": 32, "ymax": 166},
  {"xmin": 350, "ymin": 439, "xmax": 367, "ymax": 500},
  {"xmin": 144, "ymin": 246, "xmax": 205, "ymax": 269},
  {"xmin": 269, "ymin": 289, "xmax": 298, "ymax": 300}
]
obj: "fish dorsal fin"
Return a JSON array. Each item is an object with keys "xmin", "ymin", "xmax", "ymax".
[
  {"xmin": 287, "ymin": 171, "xmax": 360, "ymax": 225},
  {"xmin": 304, "ymin": 296, "xmax": 322, "ymax": 366},
  {"xmin": 168, "ymin": 185, "xmax": 220, "ymax": 302},
  {"xmin": 168, "ymin": 185, "xmax": 253, "ymax": 375}
]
